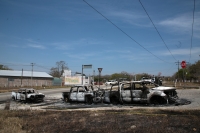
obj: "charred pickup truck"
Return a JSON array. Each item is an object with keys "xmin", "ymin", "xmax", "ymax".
[
  {"xmin": 62, "ymin": 85, "xmax": 105, "ymax": 104},
  {"xmin": 62, "ymin": 85, "xmax": 94, "ymax": 104},
  {"xmin": 11, "ymin": 88, "xmax": 45, "ymax": 103},
  {"xmin": 103, "ymin": 81, "xmax": 178, "ymax": 105}
]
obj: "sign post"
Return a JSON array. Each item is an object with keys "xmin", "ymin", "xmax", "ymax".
[
  {"xmin": 82, "ymin": 65, "xmax": 92, "ymax": 85},
  {"xmin": 181, "ymin": 61, "xmax": 186, "ymax": 69},
  {"xmin": 98, "ymin": 68, "xmax": 103, "ymax": 89},
  {"xmin": 181, "ymin": 61, "xmax": 186, "ymax": 83}
]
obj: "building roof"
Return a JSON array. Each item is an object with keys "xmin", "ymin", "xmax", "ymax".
[{"xmin": 0, "ymin": 70, "xmax": 53, "ymax": 78}]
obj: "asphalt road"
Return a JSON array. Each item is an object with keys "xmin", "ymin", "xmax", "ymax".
[
  {"xmin": 0, "ymin": 88, "xmax": 200, "ymax": 110},
  {"xmin": 0, "ymin": 85, "xmax": 104, "ymax": 102},
  {"xmin": 0, "ymin": 88, "xmax": 70, "ymax": 102}
]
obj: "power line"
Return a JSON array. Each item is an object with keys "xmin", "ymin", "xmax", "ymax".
[
  {"xmin": 139, "ymin": 0, "xmax": 177, "ymax": 61},
  {"xmin": 189, "ymin": 0, "xmax": 195, "ymax": 62},
  {"xmin": 35, "ymin": 64, "xmax": 51, "ymax": 70},
  {"xmin": 0, "ymin": 62, "xmax": 30, "ymax": 66},
  {"xmin": 83, "ymin": 0, "xmax": 170, "ymax": 64}
]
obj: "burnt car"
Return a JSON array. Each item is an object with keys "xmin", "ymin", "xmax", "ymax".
[
  {"xmin": 62, "ymin": 85, "xmax": 94, "ymax": 104},
  {"xmin": 11, "ymin": 88, "xmax": 45, "ymax": 103},
  {"xmin": 103, "ymin": 81, "xmax": 178, "ymax": 105}
]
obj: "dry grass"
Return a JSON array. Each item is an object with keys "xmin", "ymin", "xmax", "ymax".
[{"xmin": 0, "ymin": 109, "xmax": 200, "ymax": 133}]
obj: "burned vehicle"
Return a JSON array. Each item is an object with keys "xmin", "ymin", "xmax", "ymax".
[
  {"xmin": 11, "ymin": 88, "xmax": 45, "ymax": 102},
  {"xmin": 62, "ymin": 85, "xmax": 94, "ymax": 104},
  {"xmin": 62, "ymin": 85, "xmax": 105, "ymax": 104},
  {"xmin": 103, "ymin": 81, "xmax": 178, "ymax": 105},
  {"xmin": 105, "ymin": 80, "xmax": 118, "ymax": 85}
]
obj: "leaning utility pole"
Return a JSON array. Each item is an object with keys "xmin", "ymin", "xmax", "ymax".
[
  {"xmin": 21, "ymin": 69, "xmax": 23, "ymax": 87},
  {"xmin": 175, "ymin": 60, "xmax": 180, "ymax": 80},
  {"xmin": 31, "ymin": 63, "xmax": 35, "ymax": 87}
]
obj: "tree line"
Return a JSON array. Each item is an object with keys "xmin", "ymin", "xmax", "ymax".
[
  {"xmin": 173, "ymin": 60, "xmax": 200, "ymax": 82},
  {"xmin": 1, "ymin": 60, "xmax": 199, "ymax": 82}
]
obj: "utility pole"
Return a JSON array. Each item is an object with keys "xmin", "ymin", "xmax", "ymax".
[
  {"xmin": 98, "ymin": 68, "xmax": 103, "ymax": 90},
  {"xmin": 31, "ymin": 63, "xmax": 35, "ymax": 87},
  {"xmin": 21, "ymin": 69, "xmax": 23, "ymax": 87},
  {"xmin": 175, "ymin": 60, "xmax": 180, "ymax": 81},
  {"xmin": 93, "ymin": 70, "xmax": 95, "ymax": 85}
]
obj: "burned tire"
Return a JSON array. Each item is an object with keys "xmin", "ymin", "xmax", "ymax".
[
  {"xmin": 110, "ymin": 96, "xmax": 119, "ymax": 105},
  {"xmin": 150, "ymin": 96, "xmax": 167, "ymax": 105},
  {"xmin": 85, "ymin": 96, "xmax": 93, "ymax": 105},
  {"xmin": 64, "ymin": 97, "xmax": 69, "ymax": 103},
  {"xmin": 12, "ymin": 96, "xmax": 15, "ymax": 101},
  {"xmin": 30, "ymin": 96, "xmax": 35, "ymax": 102},
  {"xmin": 168, "ymin": 97, "xmax": 177, "ymax": 104}
]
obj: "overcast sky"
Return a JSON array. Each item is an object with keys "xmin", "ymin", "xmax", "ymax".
[{"xmin": 0, "ymin": 0, "xmax": 199, "ymax": 76}]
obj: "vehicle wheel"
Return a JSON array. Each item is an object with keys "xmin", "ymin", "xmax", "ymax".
[
  {"xmin": 85, "ymin": 96, "xmax": 93, "ymax": 105},
  {"xmin": 30, "ymin": 96, "xmax": 35, "ymax": 102},
  {"xmin": 110, "ymin": 96, "xmax": 119, "ymax": 105},
  {"xmin": 12, "ymin": 96, "xmax": 15, "ymax": 101},
  {"xmin": 150, "ymin": 96, "xmax": 167, "ymax": 105},
  {"xmin": 64, "ymin": 97, "xmax": 69, "ymax": 103},
  {"xmin": 168, "ymin": 96, "xmax": 178, "ymax": 104}
]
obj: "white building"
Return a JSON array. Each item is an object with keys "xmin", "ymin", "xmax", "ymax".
[{"xmin": 62, "ymin": 70, "xmax": 93, "ymax": 85}]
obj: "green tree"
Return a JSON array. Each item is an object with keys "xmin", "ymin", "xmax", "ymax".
[
  {"xmin": 0, "ymin": 64, "xmax": 12, "ymax": 70},
  {"xmin": 49, "ymin": 61, "xmax": 69, "ymax": 77},
  {"xmin": 173, "ymin": 60, "xmax": 200, "ymax": 81},
  {"xmin": 188, "ymin": 60, "xmax": 200, "ymax": 81}
]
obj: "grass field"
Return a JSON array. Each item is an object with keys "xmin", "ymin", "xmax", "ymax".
[
  {"xmin": 0, "ymin": 81, "xmax": 199, "ymax": 133},
  {"xmin": 0, "ymin": 109, "xmax": 200, "ymax": 133}
]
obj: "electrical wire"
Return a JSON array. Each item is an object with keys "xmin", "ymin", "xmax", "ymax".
[
  {"xmin": 35, "ymin": 64, "xmax": 51, "ymax": 70},
  {"xmin": 189, "ymin": 0, "xmax": 195, "ymax": 63},
  {"xmin": 83, "ymin": 0, "xmax": 171, "ymax": 64},
  {"xmin": 139, "ymin": 0, "xmax": 177, "ymax": 61}
]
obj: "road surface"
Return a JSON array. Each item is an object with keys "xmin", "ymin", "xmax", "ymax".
[
  {"xmin": 0, "ymin": 88, "xmax": 70, "ymax": 102},
  {"xmin": 0, "ymin": 88, "xmax": 200, "ymax": 110}
]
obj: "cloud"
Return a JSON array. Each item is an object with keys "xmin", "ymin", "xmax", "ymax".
[
  {"xmin": 158, "ymin": 12, "xmax": 200, "ymax": 34},
  {"xmin": 64, "ymin": 52, "xmax": 101, "ymax": 60},
  {"xmin": 108, "ymin": 10, "xmax": 150, "ymax": 27},
  {"xmin": 105, "ymin": 50, "xmax": 131, "ymax": 54},
  {"xmin": 27, "ymin": 44, "xmax": 45, "ymax": 49},
  {"xmin": 52, "ymin": 38, "xmax": 113, "ymax": 50},
  {"xmin": 162, "ymin": 47, "xmax": 200, "ymax": 56}
]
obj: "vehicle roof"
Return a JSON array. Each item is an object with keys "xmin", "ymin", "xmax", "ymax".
[
  {"xmin": 19, "ymin": 88, "xmax": 35, "ymax": 91},
  {"xmin": 73, "ymin": 84, "xmax": 88, "ymax": 87},
  {"xmin": 121, "ymin": 81, "xmax": 144, "ymax": 83},
  {"xmin": 120, "ymin": 80, "xmax": 156, "ymax": 84}
]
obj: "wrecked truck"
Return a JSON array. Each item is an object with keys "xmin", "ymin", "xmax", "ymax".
[
  {"xmin": 103, "ymin": 81, "xmax": 178, "ymax": 105},
  {"xmin": 62, "ymin": 85, "xmax": 105, "ymax": 104},
  {"xmin": 11, "ymin": 88, "xmax": 45, "ymax": 102},
  {"xmin": 62, "ymin": 85, "xmax": 94, "ymax": 104}
]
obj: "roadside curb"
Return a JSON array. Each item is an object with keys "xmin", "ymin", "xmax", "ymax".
[{"xmin": 182, "ymin": 86, "xmax": 200, "ymax": 89}]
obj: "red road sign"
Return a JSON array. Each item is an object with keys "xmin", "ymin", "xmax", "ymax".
[{"xmin": 181, "ymin": 61, "xmax": 186, "ymax": 68}]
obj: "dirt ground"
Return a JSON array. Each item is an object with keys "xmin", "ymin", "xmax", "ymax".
[
  {"xmin": 0, "ymin": 109, "xmax": 200, "ymax": 133},
  {"xmin": 0, "ymin": 82, "xmax": 200, "ymax": 133}
]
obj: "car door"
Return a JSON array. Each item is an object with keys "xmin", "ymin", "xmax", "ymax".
[
  {"xmin": 17, "ymin": 91, "xmax": 21, "ymax": 100},
  {"xmin": 132, "ymin": 83, "xmax": 142, "ymax": 102},
  {"xmin": 70, "ymin": 87, "xmax": 77, "ymax": 101},
  {"xmin": 121, "ymin": 84, "xmax": 131, "ymax": 102},
  {"xmin": 20, "ymin": 90, "xmax": 26, "ymax": 100},
  {"xmin": 77, "ymin": 86, "xmax": 86, "ymax": 102}
]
